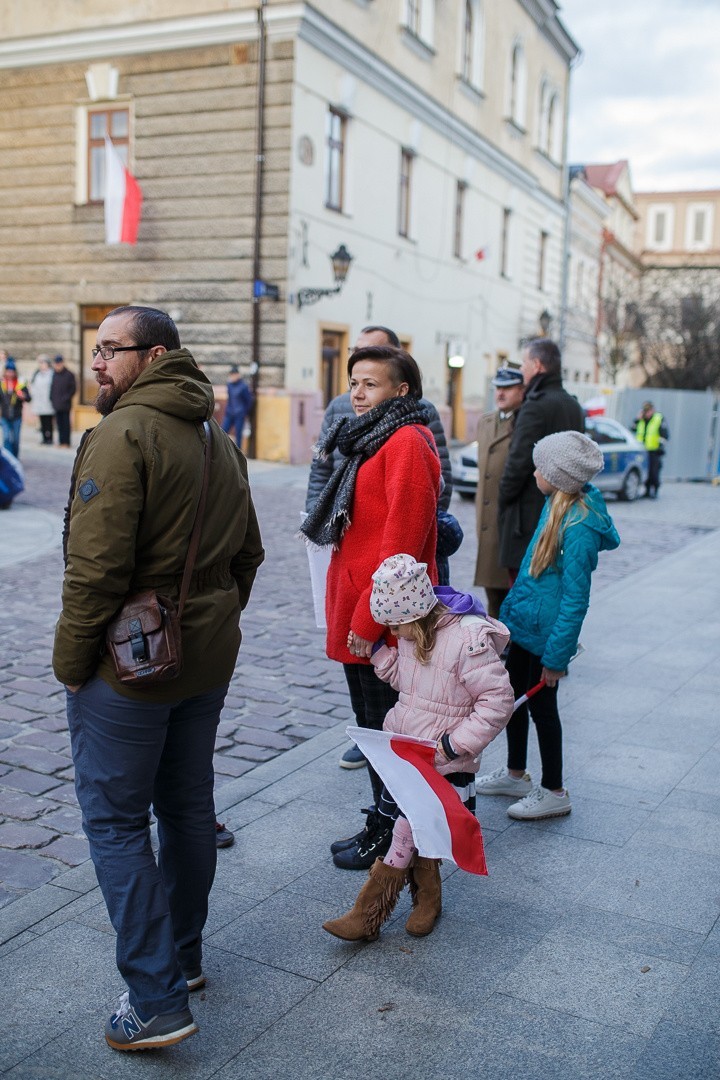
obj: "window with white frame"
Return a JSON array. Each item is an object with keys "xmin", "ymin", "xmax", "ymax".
[
  {"xmin": 546, "ymin": 93, "xmax": 559, "ymax": 159},
  {"xmin": 646, "ymin": 204, "xmax": 673, "ymax": 251},
  {"xmin": 76, "ymin": 103, "xmax": 131, "ymax": 204},
  {"xmin": 402, "ymin": 0, "xmax": 435, "ymax": 48},
  {"xmin": 685, "ymin": 203, "xmax": 713, "ymax": 251},
  {"xmin": 459, "ymin": 0, "xmax": 483, "ymax": 89},
  {"xmin": 537, "ymin": 80, "xmax": 561, "ymax": 160},
  {"xmin": 575, "ymin": 258, "xmax": 585, "ymax": 308},
  {"xmin": 325, "ymin": 107, "xmax": 346, "ymax": 212},
  {"xmin": 508, "ymin": 41, "xmax": 527, "ymax": 129}
]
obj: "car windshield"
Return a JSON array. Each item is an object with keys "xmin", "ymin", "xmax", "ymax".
[{"xmin": 586, "ymin": 419, "xmax": 624, "ymax": 445}]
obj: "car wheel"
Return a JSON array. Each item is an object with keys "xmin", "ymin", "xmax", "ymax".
[
  {"xmin": 619, "ymin": 468, "xmax": 641, "ymax": 502},
  {"xmin": 458, "ymin": 491, "xmax": 475, "ymax": 501}
]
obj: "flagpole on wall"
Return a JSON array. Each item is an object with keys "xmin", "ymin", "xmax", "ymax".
[{"xmin": 248, "ymin": 0, "xmax": 267, "ymax": 459}]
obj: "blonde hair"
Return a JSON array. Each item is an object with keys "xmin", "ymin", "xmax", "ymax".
[
  {"xmin": 529, "ymin": 491, "xmax": 588, "ymax": 578},
  {"xmin": 399, "ymin": 602, "xmax": 448, "ymax": 664}
]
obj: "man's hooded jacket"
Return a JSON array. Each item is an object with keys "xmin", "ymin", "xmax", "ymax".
[{"xmin": 53, "ymin": 349, "xmax": 264, "ymax": 701}]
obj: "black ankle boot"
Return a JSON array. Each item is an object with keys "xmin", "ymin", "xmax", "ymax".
[
  {"xmin": 330, "ymin": 807, "xmax": 377, "ymax": 855},
  {"xmin": 332, "ymin": 816, "xmax": 393, "ymax": 870}
]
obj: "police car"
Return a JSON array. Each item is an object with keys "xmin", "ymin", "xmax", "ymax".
[{"xmin": 450, "ymin": 416, "xmax": 648, "ymax": 501}]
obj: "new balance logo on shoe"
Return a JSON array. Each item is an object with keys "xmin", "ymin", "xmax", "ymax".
[{"xmin": 122, "ymin": 1012, "xmax": 142, "ymax": 1040}]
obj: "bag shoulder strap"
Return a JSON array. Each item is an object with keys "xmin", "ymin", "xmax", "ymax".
[{"xmin": 177, "ymin": 420, "xmax": 212, "ymax": 619}]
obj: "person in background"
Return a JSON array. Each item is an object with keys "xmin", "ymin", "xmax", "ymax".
[
  {"xmin": 306, "ymin": 325, "xmax": 453, "ymax": 771},
  {"xmin": 474, "ymin": 367, "xmax": 525, "ymax": 618},
  {"xmin": 498, "ymin": 339, "xmax": 585, "ymax": 583},
  {"xmin": 222, "ymin": 365, "xmax": 254, "ymax": 449},
  {"xmin": 1, "ymin": 357, "xmax": 31, "ymax": 458},
  {"xmin": 31, "ymin": 355, "xmax": 55, "ymax": 445},
  {"xmin": 634, "ymin": 400, "xmax": 669, "ymax": 499},
  {"xmin": 50, "ymin": 355, "xmax": 76, "ymax": 448}
]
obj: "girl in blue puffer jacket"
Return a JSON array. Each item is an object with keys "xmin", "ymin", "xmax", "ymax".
[{"xmin": 477, "ymin": 430, "xmax": 620, "ymax": 820}]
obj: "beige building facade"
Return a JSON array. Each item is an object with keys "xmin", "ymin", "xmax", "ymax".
[
  {"xmin": 580, "ymin": 161, "xmax": 643, "ymax": 386},
  {"xmin": 0, "ymin": 0, "xmax": 579, "ymax": 458},
  {"xmin": 635, "ymin": 190, "xmax": 720, "ymax": 268}
]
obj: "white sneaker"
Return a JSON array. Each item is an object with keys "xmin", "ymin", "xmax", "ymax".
[
  {"xmin": 507, "ymin": 785, "xmax": 571, "ymax": 820},
  {"xmin": 476, "ymin": 766, "xmax": 533, "ymax": 798}
]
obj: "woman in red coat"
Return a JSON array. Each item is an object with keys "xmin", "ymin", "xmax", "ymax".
[{"xmin": 301, "ymin": 344, "xmax": 440, "ymax": 869}]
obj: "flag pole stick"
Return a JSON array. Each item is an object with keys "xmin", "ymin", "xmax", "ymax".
[{"xmin": 512, "ymin": 644, "xmax": 585, "ymax": 713}]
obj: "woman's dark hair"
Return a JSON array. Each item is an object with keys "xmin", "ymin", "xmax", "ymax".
[
  {"xmin": 106, "ymin": 305, "xmax": 181, "ymax": 353},
  {"xmin": 348, "ymin": 345, "xmax": 423, "ymax": 399}
]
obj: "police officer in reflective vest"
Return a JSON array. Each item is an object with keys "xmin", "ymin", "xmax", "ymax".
[{"xmin": 635, "ymin": 401, "xmax": 669, "ymax": 498}]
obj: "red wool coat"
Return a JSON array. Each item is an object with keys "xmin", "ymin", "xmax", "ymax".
[{"xmin": 325, "ymin": 424, "xmax": 440, "ymax": 664}]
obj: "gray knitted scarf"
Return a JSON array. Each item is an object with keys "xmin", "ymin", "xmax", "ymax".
[{"xmin": 300, "ymin": 396, "xmax": 430, "ymax": 547}]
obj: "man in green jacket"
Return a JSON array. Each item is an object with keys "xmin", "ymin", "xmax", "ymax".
[{"xmin": 53, "ymin": 306, "xmax": 264, "ymax": 1052}]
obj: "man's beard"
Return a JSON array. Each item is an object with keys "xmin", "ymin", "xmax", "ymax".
[
  {"xmin": 94, "ymin": 381, "xmax": 124, "ymax": 415},
  {"xmin": 93, "ymin": 359, "xmax": 145, "ymax": 415}
]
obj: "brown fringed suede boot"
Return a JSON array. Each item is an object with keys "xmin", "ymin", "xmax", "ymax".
[
  {"xmin": 322, "ymin": 858, "xmax": 407, "ymax": 942},
  {"xmin": 405, "ymin": 857, "xmax": 442, "ymax": 936}
]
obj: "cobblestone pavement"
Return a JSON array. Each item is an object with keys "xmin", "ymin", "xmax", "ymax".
[{"xmin": 1, "ymin": 439, "xmax": 718, "ymax": 908}]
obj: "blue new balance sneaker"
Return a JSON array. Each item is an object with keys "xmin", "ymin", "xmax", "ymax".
[{"xmin": 105, "ymin": 991, "xmax": 198, "ymax": 1051}]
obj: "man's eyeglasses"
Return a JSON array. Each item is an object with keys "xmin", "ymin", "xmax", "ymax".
[{"xmin": 91, "ymin": 345, "xmax": 153, "ymax": 361}]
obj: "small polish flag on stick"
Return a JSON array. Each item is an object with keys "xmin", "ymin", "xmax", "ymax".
[
  {"xmin": 104, "ymin": 137, "xmax": 143, "ymax": 245},
  {"xmin": 347, "ymin": 727, "xmax": 488, "ymax": 876}
]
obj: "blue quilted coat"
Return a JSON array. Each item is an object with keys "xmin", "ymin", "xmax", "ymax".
[{"xmin": 500, "ymin": 484, "xmax": 620, "ymax": 671}]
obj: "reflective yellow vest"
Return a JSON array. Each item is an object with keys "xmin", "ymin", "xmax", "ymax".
[{"xmin": 636, "ymin": 412, "xmax": 663, "ymax": 451}]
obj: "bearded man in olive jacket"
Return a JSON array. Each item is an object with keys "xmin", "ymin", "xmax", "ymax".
[
  {"xmin": 53, "ymin": 306, "xmax": 264, "ymax": 1052},
  {"xmin": 498, "ymin": 338, "xmax": 584, "ymax": 574}
]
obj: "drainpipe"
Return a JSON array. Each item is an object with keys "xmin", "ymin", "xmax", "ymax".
[
  {"xmin": 248, "ymin": 0, "xmax": 267, "ymax": 459},
  {"xmin": 558, "ymin": 59, "xmax": 576, "ymax": 356},
  {"xmin": 595, "ymin": 229, "xmax": 611, "ymax": 383}
]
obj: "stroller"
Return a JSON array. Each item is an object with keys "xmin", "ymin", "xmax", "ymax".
[{"xmin": 0, "ymin": 446, "xmax": 24, "ymax": 509}]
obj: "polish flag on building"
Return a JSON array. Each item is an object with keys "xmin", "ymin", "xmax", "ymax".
[
  {"xmin": 104, "ymin": 137, "xmax": 143, "ymax": 245},
  {"xmin": 348, "ymin": 727, "xmax": 488, "ymax": 876}
]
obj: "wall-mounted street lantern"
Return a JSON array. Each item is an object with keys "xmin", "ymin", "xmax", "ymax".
[
  {"xmin": 539, "ymin": 309, "xmax": 552, "ymax": 336},
  {"xmin": 297, "ymin": 244, "xmax": 353, "ymax": 310}
]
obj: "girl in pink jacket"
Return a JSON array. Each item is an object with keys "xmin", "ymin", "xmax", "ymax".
[{"xmin": 323, "ymin": 553, "xmax": 513, "ymax": 944}]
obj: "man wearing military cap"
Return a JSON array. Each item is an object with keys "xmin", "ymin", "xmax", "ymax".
[{"xmin": 474, "ymin": 366, "xmax": 525, "ymax": 617}]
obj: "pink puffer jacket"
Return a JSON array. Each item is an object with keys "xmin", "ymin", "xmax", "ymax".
[{"xmin": 371, "ymin": 613, "xmax": 513, "ymax": 775}]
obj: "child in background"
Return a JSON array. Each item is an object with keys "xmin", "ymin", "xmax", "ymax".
[
  {"xmin": 323, "ymin": 553, "xmax": 514, "ymax": 943},
  {"xmin": 477, "ymin": 430, "xmax": 620, "ymax": 820}
]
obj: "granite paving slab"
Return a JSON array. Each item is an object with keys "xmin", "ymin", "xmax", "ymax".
[
  {"xmin": 659, "ymin": 947, "xmax": 720, "ymax": 1037},
  {"xmin": 498, "ymin": 927, "xmax": 689, "ymax": 1037},
  {"xmin": 3, "ymin": 946, "xmax": 316, "ymax": 1080},
  {"xmin": 552, "ymin": 904, "xmax": 708, "ymax": 966},
  {"xmin": 630, "ymin": 1020, "xmax": 720, "ymax": 1080},
  {"xmin": 579, "ymin": 839, "xmax": 720, "ymax": 934}
]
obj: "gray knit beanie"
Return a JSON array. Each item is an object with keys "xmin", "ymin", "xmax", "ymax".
[{"xmin": 533, "ymin": 431, "xmax": 604, "ymax": 493}]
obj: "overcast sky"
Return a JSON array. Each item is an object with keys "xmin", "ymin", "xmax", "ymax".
[{"xmin": 558, "ymin": 0, "xmax": 720, "ymax": 192}]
